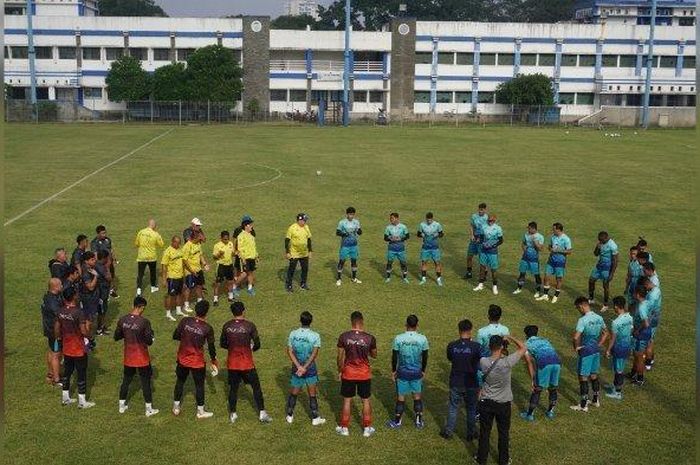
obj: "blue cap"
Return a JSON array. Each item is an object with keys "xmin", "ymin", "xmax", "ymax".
[{"xmin": 241, "ymin": 214, "xmax": 253, "ymax": 224}]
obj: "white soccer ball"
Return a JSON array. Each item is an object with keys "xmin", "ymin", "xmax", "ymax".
[
  {"xmin": 565, "ymin": 130, "xmax": 569, "ymax": 134},
  {"xmin": 604, "ymin": 133, "xmax": 609, "ymax": 137},
  {"xmin": 316, "ymin": 170, "xmax": 322, "ymax": 176}
]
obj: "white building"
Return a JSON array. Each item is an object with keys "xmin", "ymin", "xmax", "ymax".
[
  {"xmin": 4, "ymin": 0, "xmax": 99, "ymax": 16},
  {"xmin": 574, "ymin": 0, "xmax": 696, "ymax": 26},
  {"xmin": 285, "ymin": 0, "xmax": 319, "ymax": 20}
]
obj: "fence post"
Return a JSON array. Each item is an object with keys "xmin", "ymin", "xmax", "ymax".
[
  {"xmin": 510, "ymin": 104, "xmax": 514, "ymax": 127},
  {"xmin": 178, "ymin": 100, "xmax": 182, "ymax": 126},
  {"xmin": 537, "ymin": 105, "xmax": 541, "ymax": 127},
  {"xmin": 207, "ymin": 100, "xmax": 211, "ymax": 124},
  {"xmin": 122, "ymin": 103, "xmax": 126, "ymax": 124},
  {"xmin": 150, "ymin": 100, "xmax": 154, "ymax": 123}
]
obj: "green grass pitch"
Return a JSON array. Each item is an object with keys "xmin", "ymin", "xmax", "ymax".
[{"xmin": 3, "ymin": 123, "xmax": 695, "ymax": 465}]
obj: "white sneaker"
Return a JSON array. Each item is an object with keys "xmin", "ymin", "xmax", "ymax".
[
  {"xmin": 166, "ymin": 311, "xmax": 177, "ymax": 321},
  {"xmin": 172, "ymin": 404, "xmax": 181, "ymax": 416},
  {"xmin": 136, "ymin": 288, "xmax": 142, "ymax": 296},
  {"xmin": 229, "ymin": 412, "xmax": 238, "ymax": 424},
  {"xmin": 336, "ymin": 279, "xmax": 342, "ymax": 286},
  {"xmin": 151, "ymin": 286, "xmax": 159, "ymax": 293},
  {"xmin": 536, "ymin": 294, "xmax": 549, "ymax": 301},
  {"xmin": 363, "ymin": 426, "xmax": 376, "ymax": 437},
  {"xmin": 492, "ymin": 285, "xmax": 499, "ymax": 295},
  {"xmin": 512, "ymin": 288, "xmax": 522, "ymax": 295},
  {"xmin": 62, "ymin": 397, "xmax": 77, "ymax": 406},
  {"xmin": 569, "ymin": 405, "xmax": 588, "ymax": 413},
  {"xmin": 419, "ymin": 277, "xmax": 427, "ymax": 285},
  {"xmin": 352, "ymin": 278, "xmax": 362, "ymax": 284},
  {"xmin": 437, "ymin": 277, "xmax": 443, "ymax": 286},
  {"xmin": 183, "ymin": 306, "xmax": 193, "ymax": 313},
  {"xmin": 78, "ymin": 401, "xmax": 96, "ymax": 409},
  {"xmin": 196, "ymin": 410, "xmax": 214, "ymax": 419},
  {"xmin": 534, "ymin": 292, "xmax": 541, "ymax": 299},
  {"xmin": 286, "ymin": 415, "xmax": 294, "ymax": 424},
  {"xmin": 312, "ymin": 417, "xmax": 327, "ymax": 426},
  {"xmin": 551, "ymin": 295, "xmax": 559, "ymax": 304},
  {"xmin": 335, "ymin": 426, "xmax": 350, "ymax": 436},
  {"xmin": 145, "ymin": 408, "xmax": 160, "ymax": 417},
  {"xmin": 259, "ymin": 411, "xmax": 273, "ymax": 423},
  {"xmin": 119, "ymin": 403, "xmax": 129, "ymax": 414},
  {"xmin": 588, "ymin": 399, "xmax": 601, "ymax": 408},
  {"xmin": 473, "ymin": 283, "xmax": 484, "ymax": 292},
  {"xmin": 175, "ymin": 309, "xmax": 187, "ymax": 317}
]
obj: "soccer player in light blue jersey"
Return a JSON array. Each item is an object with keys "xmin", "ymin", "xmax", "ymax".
[
  {"xmin": 477, "ymin": 305, "xmax": 510, "ymax": 358},
  {"xmin": 536, "ymin": 222, "xmax": 572, "ymax": 304},
  {"xmin": 336, "ymin": 207, "xmax": 363, "ymax": 286},
  {"xmin": 588, "ymin": 231, "xmax": 619, "ymax": 313},
  {"xmin": 641, "ymin": 270, "xmax": 662, "ymax": 372},
  {"xmin": 605, "ymin": 296, "xmax": 633, "ymax": 400},
  {"xmin": 630, "ymin": 286, "xmax": 652, "ymax": 386},
  {"xmin": 624, "ymin": 246, "xmax": 642, "ymax": 311},
  {"xmin": 465, "ymin": 202, "xmax": 488, "ymax": 279},
  {"xmin": 387, "ymin": 315, "xmax": 429, "ymax": 429},
  {"xmin": 636, "ymin": 238, "xmax": 653, "ymax": 263},
  {"xmin": 285, "ymin": 311, "xmax": 326, "ymax": 426},
  {"xmin": 417, "ymin": 212, "xmax": 445, "ymax": 286},
  {"xmin": 570, "ymin": 297, "xmax": 608, "ymax": 413},
  {"xmin": 520, "ymin": 325, "xmax": 561, "ymax": 421},
  {"xmin": 384, "ymin": 213, "xmax": 410, "ymax": 284},
  {"xmin": 473, "ymin": 215, "xmax": 503, "ymax": 295},
  {"xmin": 513, "ymin": 222, "xmax": 545, "ymax": 298}
]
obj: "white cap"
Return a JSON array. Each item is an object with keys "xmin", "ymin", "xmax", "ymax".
[{"xmin": 191, "ymin": 217, "xmax": 202, "ymax": 226}]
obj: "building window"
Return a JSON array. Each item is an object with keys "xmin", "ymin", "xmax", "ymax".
[
  {"xmin": 455, "ymin": 91, "xmax": 472, "ymax": 103},
  {"xmin": 414, "ymin": 91, "xmax": 431, "ymax": 103},
  {"xmin": 578, "ymin": 54, "xmax": 595, "ymax": 67},
  {"xmin": 436, "ymin": 91, "xmax": 452, "ymax": 103},
  {"xmin": 369, "ymin": 91, "xmax": 383, "ymax": 103},
  {"xmin": 35, "ymin": 47, "xmax": 53, "ymax": 59},
  {"xmin": 619, "ymin": 55, "xmax": 636, "ymax": 67},
  {"xmin": 558, "ymin": 93, "xmax": 575, "ymax": 104},
  {"xmin": 477, "ymin": 92, "xmax": 494, "ymax": 103},
  {"xmin": 82, "ymin": 47, "xmax": 101, "ymax": 60},
  {"xmin": 520, "ymin": 54, "xmax": 537, "ymax": 66},
  {"xmin": 437, "ymin": 52, "xmax": 454, "ymax": 65},
  {"xmin": 498, "ymin": 53, "xmax": 514, "ymax": 66},
  {"xmin": 289, "ymin": 90, "xmax": 307, "ymax": 102},
  {"xmin": 683, "ymin": 56, "xmax": 696, "ymax": 69},
  {"xmin": 270, "ymin": 89, "xmax": 287, "ymax": 101},
  {"xmin": 415, "ymin": 52, "xmax": 432, "ymax": 64},
  {"xmin": 679, "ymin": 17, "xmax": 695, "ymax": 26},
  {"xmin": 58, "ymin": 47, "xmax": 77, "ymax": 60},
  {"xmin": 353, "ymin": 90, "xmax": 367, "ymax": 103},
  {"xmin": 538, "ymin": 54, "xmax": 555, "ymax": 66},
  {"xmin": 11, "ymin": 46, "xmax": 29, "ymax": 59},
  {"xmin": 177, "ymin": 48, "xmax": 196, "ymax": 61},
  {"xmin": 659, "ymin": 56, "xmax": 677, "ymax": 68},
  {"xmin": 576, "ymin": 93, "xmax": 594, "ymax": 105},
  {"xmin": 456, "ymin": 53, "xmax": 474, "ymax": 65},
  {"xmin": 153, "ymin": 48, "xmax": 170, "ymax": 61},
  {"xmin": 106, "ymin": 48, "xmax": 124, "ymax": 61},
  {"xmin": 129, "ymin": 48, "xmax": 148, "ymax": 61},
  {"xmin": 480, "ymin": 54, "xmax": 496, "ymax": 65},
  {"xmin": 84, "ymin": 87, "xmax": 103, "ymax": 99},
  {"xmin": 626, "ymin": 94, "xmax": 642, "ymax": 106},
  {"xmin": 561, "ymin": 54, "xmax": 577, "ymax": 67},
  {"xmin": 602, "ymin": 55, "xmax": 618, "ymax": 67}
]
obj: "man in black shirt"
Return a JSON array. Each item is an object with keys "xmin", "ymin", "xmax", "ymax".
[
  {"xmin": 72, "ymin": 234, "xmax": 89, "ymax": 274},
  {"xmin": 94, "ymin": 250, "xmax": 112, "ymax": 336},
  {"xmin": 48, "ymin": 248, "xmax": 71, "ymax": 280},
  {"xmin": 91, "ymin": 224, "xmax": 119, "ymax": 299},
  {"xmin": 440, "ymin": 319, "xmax": 482, "ymax": 441},
  {"xmin": 80, "ymin": 251, "xmax": 100, "ymax": 337},
  {"xmin": 42, "ymin": 278, "xmax": 64, "ymax": 385}
]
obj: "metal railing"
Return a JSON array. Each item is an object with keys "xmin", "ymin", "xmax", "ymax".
[{"xmin": 269, "ymin": 60, "xmax": 383, "ymax": 73}]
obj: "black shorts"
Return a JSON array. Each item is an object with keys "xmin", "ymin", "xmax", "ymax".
[
  {"xmin": 228, "ymin": 368, "xmax": 259, "ymax": 386},
  {"xmin": 167, "ymin": 278, "xmax": 184, "ymax": 295},
  {"xmin": 47, "ymin": 336, "xmax": 61, "ymax": 352},
  {"xmin": 81, "ymin": 302, "xmax": 99, "ymax": 320},
  {"xmin": 216, "ymin": 264, "xmax": 234, "ymax": 283},
  {"xmin": 234, "ymin": 256, "xmax": 243, "ymax": 273},
  {"xmin": 242, "ymin": 259, "xmax": 257, "ymax": 273},
  {"xmin": 341, "ymin": 379, "xmax": 372, "ymax": 399},
  {"xmin": 185, "ymin": 271, "xmax": 205, "ymax": 289},
  {"xmin": 97, "ymin": 298, "xmax": 107, "ymax": 316}
]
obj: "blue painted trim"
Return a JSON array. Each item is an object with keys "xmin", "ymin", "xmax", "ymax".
[
  {"xmin": 4, "ymin": 28, "xmax": 243, "ymax": 38},
  {"xmin": 513, "ymin": 40, "xmax": 521, "ymax": 76},
  {"xmin": 270, "ymin": 72, "xmax": 310, "ymax": 79},
  {"xmin": 472, "ymin": 40, "xmax": 480, "ymax": 112},
  {"xmin": 430, "ymin": 39, "xmax": 438, "ymax": 113},
  {"xmin": 349, "ymin": 49, "xmax": 355, "ymax": 80},
  {"xmin": 81, "ymin": 70, "xmax": 109, "ymax": 76},
  {"xmin": 676, "ymin": 43, "xmax": 684, "ymax": 77},
  {"xmin": 354, "ymin": 74, "xmax": 385, "ymax": 80},
  {"xmin": 31, "ymin": 2, "xmax": 36, "ymax": 15},
  {"xmin": 77, "ymin": 87, "xmax": 84, "ymax": 105},
  {"xmin": 554, "ymin": 41, "xmax": 562, "ymax": 103},
  {"xmin": 415, "ymin": 34, "xmax": 694, "ymax": 46},
  {"xmin": 382, "ymin": 51, "xmax": 389, "ymax": 75},
  {"xmin": 595, "ymin": 41, "xmax": 603, "ymax": 77},
  {"xmin": 305, "ymin": 49, "xmax": 313, "ymax": 75},
  {"xmin": 635, "ymin": 43, "xmax": 644, "ymax": 76},
  {"xmin": 416, "ymin": 74, "xmax": 598, "ymax": 83}
]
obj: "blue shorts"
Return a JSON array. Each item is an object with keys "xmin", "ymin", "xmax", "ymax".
[
  {"xmin": 339, "ymin": 246, "xmax": 359, "ymax": 260},
  {"xmin": 590, "ymin": 267, "xmax": 611, "ymax": 282},
  {"xmin": 611, "ymin": 357, "xmax": 627, "ymax": 374},
  {"xmin": 634, "ymin": 337, "xmax": 650, "ymax": 352},
  {"xmin": 650, "ymin": 327, "xmax": 657, "ymax": 340},
  {"xmin": 420, "ymin": 248, "xmax": 441, "ymax": 263},
  {"xmin": 535, "ymin": 364, "xmax": 561, "ymax": 389},
  {"xmin": 467, "ymin": 241, "xmax": 481, "ymax": 256},
  {"xmin": 577, "ymin": 353, "xmax": 600, "ymax": 377},
  {"xmin": 545, "ymin": 263, "xmax": 566, "ymax": 278},
  {"xmin": 479, "ymin": 252, "xmax": 499, "ymax": 270},
  {"xmin": 519, "ymin": 260, "xmax": 540, "ymax": 275},
  {"xmin": 396, "ymin": 378, "xmax": 423, "ymax": 396},
  {"xmin": 387, "ymin": 250, "xmax": 407, "ymax": 263},
  {"xmin": 290, "ymin": 374, "xmax": 319, "ymax": 389}
]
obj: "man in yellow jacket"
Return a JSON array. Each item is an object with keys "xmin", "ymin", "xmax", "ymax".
[
  {"xmin": 285, "ymin": 213, "xmax": 312, "ymax": 293},
  {"xmin": 233, "ymin": 218, "xmax": 258, "ymax": 297},
  {"xmin": 134, "ymin": 219, "xmax": 164, "ymax": 296}
]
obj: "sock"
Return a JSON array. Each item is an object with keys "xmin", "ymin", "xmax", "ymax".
[
  {"xmin": 62, "ymin": 390, "xmax": 70, "ymax": 401},
  {"xmin": 309, "ymin": 396, "xmax": 319, "ymax": 419},
  {"xmin": 543, "ymin": 286, "xmax": 550, "ymax": 296},
  {"xmin": 492, "ymin": 279, "xmax": 498, "ymax": 287},
  {"xmin": 414, "ymin": 399, "xmax": 423, "ymax": 422},
  {"xmin": 213, "ymin": 295, "xmax": 218, "ymax": 302},
  {"xmin": 547, "ymin": 389, "xmax": 558, "ymax": 412},
  {"xmin": 528, "ymin": 390, "xmax": 541, "ymax": 415},
  {"xmin": 517, "ymin": 273, "xmax": 525, "ymax": 289},
  {"xmin": 421, "ymin": 270, "xmax": 427, "ymax": 278},
  {"xmin": 385, "ymin": 266, "xmax": 392, "ymax": 279},
  {"xmin": 351, "ymin": 268, "xmax": 357, "ymax": 279},
  {"xmin": 146, "ymin": 402, "xmax": 153, "ymax": 411},
  {"xmin": 637, "ymin": 373, "xmax": 644, "ymax": 382},
  {"xmin": 197, "ymin": 405, "xmax": 205, "ymax": 414},
  {"xmin": 176, "ymin": 305, "xmax": 182, "ymax": 312},
  {"xmin": 340, "ymin": 411, "xmax": 350, "ymax": 427},
  {"xmin": 166, "ymin": 310, "xmax": 173, "ymax": 318},
  {"xmin": 228, "ymin": 291, "xmax": 234, "ymax": 299},
  {"xmin": 535, "ymin": 276, "xmax": 542, "ymax": 292},
  {"xmin": 337, "ymin": 269, "xmax": 342, "ymax": 280},
  {"xmin": 579, "ymin": 381, "xmax": 589, "ymax": 408},
  {"xmin": 394, "ymin": 400, "xmax": 405, "ymax": 423},
  {"xmin": 467, "ymin": 267, "xmax": 472, "ymax": 274},
  {"xmin": 554, "ymin": 289, "xmax": 561, "ymax": 297},
  {"xmin": 591, "ymin": 379, "xmax": 600, "ymax": 403},
  {"xmin": 184, "ymin": 301, "xmax": 190, "ymax": 310},
  {"xmin": 479, "ymin": 278, "xmax": 485, "ymax": 284},
  {"xmin": 614, "ymin": 372, "xmax": 624, "ymax": 392},
  {"xmin": 78, "ymin": 394, "xmax": 87, "ymax": 405},
  {"xmin": 174, "ymin": 400, "xmax": 181, "ymax": 408},
  {"xmin": 436, "ymin": 272, "xmax": 441, "ymax": 278},
  {"xmin": 645, "ymin": 357, "xmax": 653, "ymax": 367},
  {"xmin": 362, "ymin": 413, "xmax": 372, "ymax": 428},
  {"xmin": 196, "ymin": 297, "xmax": 203, "ymax": 303},
  {"xmin": 248, "ymin": 284, "xmax": 253, "ymax": 290},
  {"xmin": 119, "ymin": 399, "xmax": 126, "ymax": 408},
  {"xmin": 401, "ymin": 264, "xmax": 408, "ymax": 278},
  {"xmin": 286, "ymin": 394, "xmax": 298, "ymax": 416}
]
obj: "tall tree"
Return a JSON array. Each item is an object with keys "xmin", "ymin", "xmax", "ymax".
[
  {"xmin": 105, "ymin": 55, "xmax": 151, "ymax": 101},
  {"xmin": 99, "ymin": 0, "xmax": 167, "ymax": 17},
  {"xmin": 316, "ymin": 2, "xmax": 363, "ymax": 30},
  {"xmin": 495, "ymin": 73, "xmax": 554, "ymax": 105},
  {"xmin": 151, "ymin": 62, "xmax": 190, "ymax": 100},
  {"xmin": 271, "ymin": 14, "xmax": 318, "ymax": 30},
  {"xmin": 186, "ymin": 45, "xmax": 243, "ymax": 102}
]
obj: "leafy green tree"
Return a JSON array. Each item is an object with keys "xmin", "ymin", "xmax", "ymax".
[
  {"xmin": 151, "ymin": 62, "xmax": 190, "ymax": 100},
  {"xmin": 495, "ymin": 73, "xmax": 554, "ymax": 105},
  {"xmin": 271, "ymin": 14, "xmax": 318, "ymax": 30},
  {"xmin": 316, "ymin": 2, "xmax": 363, "ymax": 30},
  {"xmin": 105, "ymin": 55, "xmax": 151, "ymax": 102},
  {"xmin": 185, "ymin": 45, "xmax": 242, "ymax": 102},
  {"xmin": 98, "ymin": 0, "xmax": 167, "ymax": 16}
]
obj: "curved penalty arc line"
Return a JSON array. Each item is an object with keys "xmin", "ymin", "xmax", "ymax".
[{"xmin": 184, "ymin": 162, "xmax": 284, "ymax": 197}]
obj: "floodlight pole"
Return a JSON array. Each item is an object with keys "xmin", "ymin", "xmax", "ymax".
[
  {"xmin": 27, "ymin": 0, "xmax": 38, "ymax": 113},
  {"xmin": 641, "ymin": 0, "xmax": 657, "ymax": 129},
  {"xmin": 342, "ymin": 0, "xmax": 351, "ymax": 127}
]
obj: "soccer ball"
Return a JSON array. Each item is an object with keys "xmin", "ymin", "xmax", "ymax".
[{"xmin": 316, "ymin": 170, "xmax": 322, "ymax": 176}]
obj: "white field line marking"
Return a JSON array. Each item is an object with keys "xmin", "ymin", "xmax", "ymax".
[
  {"xmin": 188, "ymin": 162, "xmax": 283, "ymax": 196},
  {"xmin": 4, "ymin": 128, "xmax": 175, "ymax": 226}
]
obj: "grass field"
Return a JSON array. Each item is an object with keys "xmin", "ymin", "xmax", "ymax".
[{"xmin": 3, "ymin": 123, "xmax": 696, "ymax": 465}]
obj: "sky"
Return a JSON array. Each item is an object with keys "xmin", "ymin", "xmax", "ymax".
[{"xmin": 155, "ymin": 0, "xmax": 332, "ymax": 18}]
